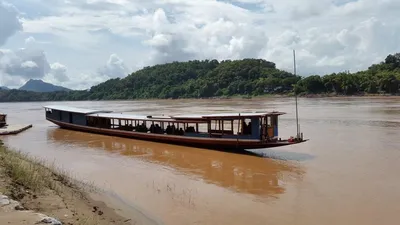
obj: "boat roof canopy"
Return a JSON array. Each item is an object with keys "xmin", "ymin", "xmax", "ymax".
[
  {"xmin": 44, "ymin": 105, "xmax": 113, "ymax": 114},
  {"xmin": 172, "ymin": 111, "xmax": 286, "ymax": 120},
  {"xmin": 87, "ymin": 113, "xmax": 207, "ymax": 123},
  {"xmin": 44, "ymin": 105, "xmax": 286, "ymax": 121}
]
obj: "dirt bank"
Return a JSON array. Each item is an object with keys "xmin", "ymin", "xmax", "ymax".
[{"xmin": 0, "ymin": 140, "xmax": 142, "ymax": 225}]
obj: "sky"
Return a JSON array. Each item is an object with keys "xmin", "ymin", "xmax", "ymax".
[{"xmin": 0, "ymin": 0, "xmax": 399, "ymax": 90}]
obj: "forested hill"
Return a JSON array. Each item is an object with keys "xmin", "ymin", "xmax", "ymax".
[
  {"xmin": 295, "ymin": 53, "xmax": 400, "ymax": 95},
  {"xmin": 0, "ymin": 59, "xmax": 301, "ymax": 102},
  {"xmin": 0, "ymin": 54, "xmax": 400, "ymax": 102},
  {"xmin": 89, "ymin": 59, "xmax": 299, "ymax": 99}
]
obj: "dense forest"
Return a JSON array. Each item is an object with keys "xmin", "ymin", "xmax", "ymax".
[
  {"xmin": 295, "ymin": 53, "xmax": 400, "ymax": 95},
  {"xmin": 0, "ymin": 53, "xmax": 399, "ymax": 102}
]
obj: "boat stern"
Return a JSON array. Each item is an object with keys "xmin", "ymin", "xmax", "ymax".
[{"xmin": 286, "ymin": 132, "xmax": 308, "ymax": 145}]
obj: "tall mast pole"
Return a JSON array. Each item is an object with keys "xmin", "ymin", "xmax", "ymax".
[{"xmin": 293, "ymin": 49, "xmax": 299, "ymax": 139}]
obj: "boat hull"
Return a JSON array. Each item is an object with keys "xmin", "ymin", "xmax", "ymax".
[{"xmin": 46, "ymin": 118, "xmax": 305, "ymax": 151}]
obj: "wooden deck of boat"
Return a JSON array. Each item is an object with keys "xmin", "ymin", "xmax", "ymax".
[{"xmin": 0, "ymin": 124, "xmax": 33, "ymax": 135}]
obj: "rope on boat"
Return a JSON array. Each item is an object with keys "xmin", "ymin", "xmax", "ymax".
[{"xmin": 236, "ymin": 113, "xmax": 240, "ymax": 148}]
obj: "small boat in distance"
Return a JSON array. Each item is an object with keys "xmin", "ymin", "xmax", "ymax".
[
  {"xmin": 43, "ymin": 105, "xmax": 307, "ymax": 152},
  {"xmin": 0, "ymin": 114, "xmax": 7, "ymax": 128}
]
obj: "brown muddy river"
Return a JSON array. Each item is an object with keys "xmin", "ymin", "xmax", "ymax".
[{"xmin": 1, "ymin": 97, "xmax": 400, "ymax": 225}]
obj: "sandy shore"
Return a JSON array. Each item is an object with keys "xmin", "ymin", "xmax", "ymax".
[{"xmin": 0, "ymin": 140, "xmax": 156, "ymax": 225}]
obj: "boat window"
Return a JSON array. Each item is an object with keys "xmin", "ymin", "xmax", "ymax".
[
  {"xmin": 223, "ymin": 120, "xmax": 232, "ymax": 131},
  {"xmin": 209, "ymin": 120, "xmax": 220, "ymax": 132},
  {"xmin": 87, "ymin": 117, "xmax": 112, "ymax": 129},
  {"xmin": 210, "ymin": 120, "xmax": 217, "ymax": 130},
  {"xmin": 208, "ymin": 119, "xmax": 235, "ymax": 135},
  {"xmin": 185, "ymin": 123, "xmax": 197, "ymax": 133},
  {"xmin": 197, "ymin": 123, "xmax": 208, "ymax": 133}
]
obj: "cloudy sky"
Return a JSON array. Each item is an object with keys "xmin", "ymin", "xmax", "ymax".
[{"xmin": 1, "ymin": 0, "xmax": 399, "ymax": 89}]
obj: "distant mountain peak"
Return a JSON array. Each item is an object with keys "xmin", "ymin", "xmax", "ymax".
[
  {"xmin": 0, "ymin": 86, "xmax": 9, "ymax": 90},
  {"xmin": 19, "ymin": 79, "xmax": 71, "ymax": 92}
]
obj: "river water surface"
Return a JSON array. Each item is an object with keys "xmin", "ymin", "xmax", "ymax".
[{"xmin": 1, "ymin": 97, "xmax": 400, "ymax": 225}]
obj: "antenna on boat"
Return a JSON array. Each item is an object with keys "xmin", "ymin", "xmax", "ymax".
[{"xmin": 293, "ymin": 49, "xmax": 300, "ymax": 140}]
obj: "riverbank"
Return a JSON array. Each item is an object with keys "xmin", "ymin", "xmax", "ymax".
[
  {"xmin": 1, "ymin": 92, "xmax": 400, "ymax": 103},
  {"xmin": 0, "ymin": 140, "xmax": 138, "ymax": 225}
]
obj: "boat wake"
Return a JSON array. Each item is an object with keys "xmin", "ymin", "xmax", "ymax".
[{"xmin": 247, "ymin": 149, "xmax": 315, "ymax": 161}]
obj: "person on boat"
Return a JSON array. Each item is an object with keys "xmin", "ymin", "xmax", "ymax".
[
  {"xmin": 241, "ymin": 120, "xmax": 247, "ymax": 135},
  {"xmin": 247, "ymin": 122, "xmax": 252, "ymax": 134},
  {"xmin": 155, "ymin": 124, "xmax": 162, "ymax": 133},
  {"xmin": 166, "ymin": 125, "xmax": 171, "ymax": 134},
  {"xmin": 0, "ymin": 114, "xmax": 6, "ymax": 128},
  {"xmin": 171, "ymin": 124, "xmax": 176, "ymax": 134},
  {"xmin": 150, "ymin": 124, "xmax": 155, "ymax": 133},
  {"xmin": 185, "ymin": 126, "xmax": 195, "ymax": 133},
  {"xmin": 137, "ymin": 122, "xmax": 148, "ymax": 132},
  {"xmin": 242, "ymin": 121, "xmax": 251, "ymax": 135},
  {"xmin": 261, "ymin": 124, "xmax": 270, "ymax": 142}
]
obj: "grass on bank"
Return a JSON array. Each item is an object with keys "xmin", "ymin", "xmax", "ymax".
[
  {"xmin": 0, "ymin": 140, "xmax": 103, "ymax": 225},
  {"xmin": 0, "ymin": 141, "xmax": 94, "ymax": 195}
]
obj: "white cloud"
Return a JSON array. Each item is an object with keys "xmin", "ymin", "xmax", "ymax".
[
  {"xmin": 0, "ymin": 1, "xmax": 22, "ymax": 46},
  {"xmin": 49, "ymin": 62, "xmax": 69, "ymax": 82},
  {"xmin": 49, "ymin": 54, "xmax": 131, "ymax": 90},
  {"xmin": 64, "ymin": 72, "xmax": 111, "ymax": 91},
  {"xmin": 0, "ymin": 34, "xmax": 72, "ymax": 87},
  {"xmin": 0, "ymin": 73, "xmax": 25, "ymax": 87},
  {"xmin": 0, "ymin": 47, "xmax": 51, "ymax": 80},
  {"xmin": 0, "ymin": 0, "xmax": 400, "ymax": 88},
  {"xmin": 97, "ymin": 54, "xmax": 131, "ymax": 78},
  {"xmin": 24, "ymin": 36, "xmax": 36, "ymax": 45},
  {"xmin": 20, "ymin": 60, "xmax": 38, "ymax": 68}
]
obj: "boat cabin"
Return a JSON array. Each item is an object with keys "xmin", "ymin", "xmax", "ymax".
[
  {"xmin": 44, "ymin": 105, "xmax": 285, "ymax": 141},
  {"xmin": 45, "ymin": 106, "xmax": 112, "ymax": 126},
  {"xmin": 84, "ymin": 112, "xmax": 284, "ymax": 141},
  {"xmin": 169, "ymin": 112, "xmax": 284, "ymax": 140}
]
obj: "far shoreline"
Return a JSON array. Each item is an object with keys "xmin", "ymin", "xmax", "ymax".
[{"xmin": 1, "ymin": 93, "xmax": 399, "ymax": 104}]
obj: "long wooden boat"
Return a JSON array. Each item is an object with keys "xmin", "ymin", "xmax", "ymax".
[{"xmin": 43, "ymin": 105, "xmax": 307, "ymax": 151}]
